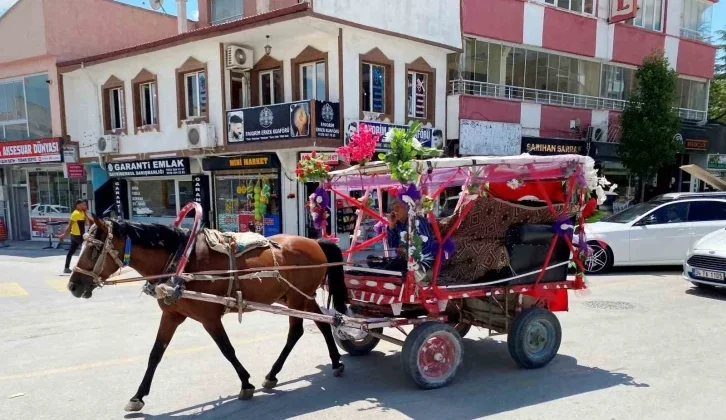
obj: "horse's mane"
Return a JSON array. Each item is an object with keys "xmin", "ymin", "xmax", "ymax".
[{"xmin": 109, "ymin": 220, "xmax": 190, "ymax": 253}]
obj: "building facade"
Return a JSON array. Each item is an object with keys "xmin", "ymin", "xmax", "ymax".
[
  {"xmin": 0, "ymin": 0, "xmax": 194, "ymax": 240},
  {"xmin": 59, "ymin": 0, "xmax": 461, "ymax": 248},
  {"xmin": 446, "ymin": 0, "xmax": 718, "ymax": 197}
]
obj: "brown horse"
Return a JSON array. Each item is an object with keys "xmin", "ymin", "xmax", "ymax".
[{"xmin": 67, "ymin": 218, "xmax": 348, "ymax": 412}]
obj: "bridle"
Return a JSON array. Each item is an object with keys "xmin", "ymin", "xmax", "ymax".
[{"xmin": 72, "ymin": 220, "xmax": 131, "ymax": 285}]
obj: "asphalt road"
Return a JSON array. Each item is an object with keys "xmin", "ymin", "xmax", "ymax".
[{"xmin": 1, "ymin": 250, "xmax": 725, "ymax": 420}]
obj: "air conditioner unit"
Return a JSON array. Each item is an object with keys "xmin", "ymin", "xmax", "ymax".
[
  {"xmin": 186, "ymin": 123, "xmax": 217, "ymax": 149},
  {"xmin": 97, "ymin": 135, "xmax": 119, "ymax": 154},
  {"xmin": 225, "ymin": 46, "xmax": 253, "ymax": 70},
  {"xmin": 587, "ymin": 126, "xmax": 605, "ymax": 142}
]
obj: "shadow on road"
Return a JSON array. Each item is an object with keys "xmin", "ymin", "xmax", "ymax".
[
  {"xmin": 125, "ymin": 339, "xmax": 647, "ymax": 420},
  {"xmin": 0, "ymin": 248, "xmax": 66, "ymax": 259},
  {"xmin": 589, "ymin": 265, "xmax": 682, "ymax": 277},
  {"xmin": 685, "ymin": 286, "xmax": 726, "ymax": 301}
]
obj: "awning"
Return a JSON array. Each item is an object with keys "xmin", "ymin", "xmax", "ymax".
[{"xmin": 680, "ymin": 164, "xmax": 726, "ymax": 191}]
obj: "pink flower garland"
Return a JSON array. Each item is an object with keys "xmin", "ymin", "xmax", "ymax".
[{"xmin": 337, "ymin": 124, "xmax": 379, "ymax": 165}]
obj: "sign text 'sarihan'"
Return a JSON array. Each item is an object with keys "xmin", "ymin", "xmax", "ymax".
[{"xmin": 610, "ymin": 0, "xmax": 637, "ymax": 24}]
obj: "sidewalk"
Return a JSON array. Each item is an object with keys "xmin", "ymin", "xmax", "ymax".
[{"xmin": 0, "ymin": 240, "xmax": 69, "ymax": 254}]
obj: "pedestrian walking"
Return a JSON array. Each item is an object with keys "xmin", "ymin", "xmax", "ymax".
[{"xmin": 60, "ymin": 199, "xmax": 93, "ymax": 274}]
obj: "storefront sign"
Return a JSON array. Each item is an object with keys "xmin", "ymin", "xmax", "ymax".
[
  {"xmin": 30, "ymin": 217, "xmax": 67, "ymax": 238},
  {"xmin": 106, "ymin": 158, "xmax": 191, "ymax": 177},
  {"xmin": 64, "ymin": 163, "xmax": 86, "ymax": 179},
  {"xmin": 345, "ymin": 119, "xmax": 438, "ymax": 151},
  {"xmin": 227, "ymin": 101, "xmax": 311, "ymax": 143},
  {"xmin": 521, "ymin": 137, "xmax": 587, "ymax": 156},
  {"xmin": 314, "ymin": 101, "xmax": 341, "ymax": 139},
  {"xmin": 63, "ymin": 145, "xmax": 78, "ymax": 163},
  {"xmin": 707, "ymin": 154, "xmax": 726, "ymax": 171},
  {"xmin": 610, "ymin": 0, "xmax": 638, "ymax": 23},
  {"xmin": 591, "ymin": 141, "xmax": 621, "ymax": 162},
  {"xmin": 203, "ymin": 154, "xmax": 278, "ymax": 171},
  {"xmin": 192, "ymin": 175, "xmax": 211, "ymax": 226},
  {"xmin": 113, "ymin": 179, "xmax": 128, "ymax": 219},
  {"xmin": 0, "ymin": 138, "xmax": 62, "ymax": 165},
  {"xmin": 459, "ymin": 120, "xmax": 520, "ymax": 156},
  {"xmin": 685, "ymin": 139, "xmax": 708, "ymax": 151},
  {"xmin": 299, "ymin": 152, "xmax": 340, "ymax": 165}
]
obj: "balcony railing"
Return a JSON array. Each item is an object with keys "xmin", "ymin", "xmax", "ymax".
[
  {"xmin": 449, "ymin": 80, "xmax": 707, "ymax": 122},
  {"xmin": 211, "ymin": 13, "xmax": 244, "ymax": 25},
  {"xmin": 680, "ymin": 27, "xmax": 712, "ymax": 44}
]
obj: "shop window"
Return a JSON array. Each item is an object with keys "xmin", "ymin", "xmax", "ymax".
[
  {"xmin": 128, "ymin": 179, "xmax": 195, "ymax": 228},
  {"xmin": 28, "ymin": 171, "xmax": 85, "ymax": 238},
  {"xmin": 175, "ymin": 57, "xmax": 209, "ymax": 127},
  {"xmin": 544, "ymin": 0, "xmax": 594, "ymax": 14},
  {"xmin": 406, "ymin": 57, "xmax": 436, "ymax": 125},
  {"xmin": 632, "ymin": 0, "xmax": 663, "ymax": 32},
  {"xmin": 132, "ymin": 69, "xmax": 159, "ymax": 132},
  {"xmin": 213, "ymin": 169, "xmax": 281, "ymax": 237},
  {"xmin": 250, "ymin": 55, "xmax": 284, "ymax": 107},
  {"xmin": 360, "ymin": 48, "xmax": 394, "ymax": 121},
  {"xmin": 291, "ymin": 46, "xmax": 329, "ymax": 101},
  {"xmin": 0, "ymin": 74, "xmax": 51, "ymax": 141},
  {"xmin": 101, "ymin": 75, "xmax": 127, "ymax": 135}
]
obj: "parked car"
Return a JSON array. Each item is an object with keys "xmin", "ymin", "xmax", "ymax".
[
  {"xmin": 29, "ymin": 204, "xmax": 71, "ymax": 216},
  {"xmin": 582, "ymin": 197, "xmax": 726, "ymax": 274},
  {"xmin": 683, "ymin": 227, "xmax": 726, "ymax": 290}
]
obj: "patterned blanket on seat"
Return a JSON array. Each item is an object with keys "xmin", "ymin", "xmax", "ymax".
[
  {"xmin": 437, "ymin": 196, "xmax": 577, "ymax": 285},
  {"xmin": 201, "ymin": 229, "xmax": 271, "ymax": 257}
]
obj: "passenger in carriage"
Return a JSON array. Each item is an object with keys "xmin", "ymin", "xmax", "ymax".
[{"xmin": 380, "ymin": 197, "xmax": 436, "ymax": 271}]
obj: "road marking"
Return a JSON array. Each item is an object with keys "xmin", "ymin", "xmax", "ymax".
[
  {"xmin": 46, "ymin": 279, "xmax": 69, "ymax": 292},
  {"xmin": 0, "ymin": 283, "xmax": 29, "ymax": 297},
  {"xmin": 0, "ymin": 332, "xmax": 287, "ymax": 382}
]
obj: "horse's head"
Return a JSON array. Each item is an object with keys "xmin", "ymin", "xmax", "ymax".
[{"xmin": 68, "ymin": 217, "xmax": 126, "ymax": 299}]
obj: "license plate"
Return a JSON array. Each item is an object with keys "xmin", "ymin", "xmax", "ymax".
[{"xmin": 693, "ymin": 269, "xmax": 725, "ymax": 281}]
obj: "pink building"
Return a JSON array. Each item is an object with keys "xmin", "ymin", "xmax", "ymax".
[
  {"xmin": 447, "ymin": 0, "xmax": 718, "ymax": 194},
  {"xmin": 0, "ymin": 0, "xmax": 195, "ymax": 240}
]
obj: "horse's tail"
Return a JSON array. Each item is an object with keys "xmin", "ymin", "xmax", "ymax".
[{"xmin": 317, "ymin": 239, "xmax": 348, "ymax": 314}]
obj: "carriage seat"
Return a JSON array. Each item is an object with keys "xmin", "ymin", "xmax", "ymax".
[
  {"xmin": 200, "ymin": 229, "xmax": 273, "ymax": 257},
  {"xmin": 503, "ymin": 224, "xmax": 571, "ymax": 286}
]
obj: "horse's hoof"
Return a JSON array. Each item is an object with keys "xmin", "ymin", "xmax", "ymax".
[
  {"xmin": 262, "ymin": 378, "xmax": 278, "ymax": 389},
  {"xmin": 124, "ymin": 398, "xmax": 144, "ymax": 412},
  {"xmin": 239, "ymin": 387, "xmax": 255, "ymax": 400},
  {"xmin": 333, "ymin": 364, "xmax": 345, "ymax": 377}
]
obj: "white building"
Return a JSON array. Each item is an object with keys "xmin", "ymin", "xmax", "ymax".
[{"xmin": 60, "ymin": 0, "xmax": 461, "ymax": 247}]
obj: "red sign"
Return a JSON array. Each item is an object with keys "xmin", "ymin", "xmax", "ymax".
[
  {"xmin": 65, "ymin": 163, "xmax": 86, "ymax": 179},
  {"xmin": 30, "ymin": 217, "xmax": 67, "ymax": 238},
  {"xmin": 0, "ymin": 138, "xmax": 62, "ymax": 165},
  {"xmin": 610, "ymin": 0, "xmax": 638, "ymax": 24},
  {"xmin": 0, "ymin": 216, "xmax": 7, "ymax": 242}
]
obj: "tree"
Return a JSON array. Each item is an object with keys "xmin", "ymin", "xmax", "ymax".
[
  {"xmin": 619, "ymin": 52, "xmax": 682, "ymax": 201},
  {"xmin": 714, "ymin": 29, "xmax": 726, "ymax": 76},
  {"xmin": 709, "ymin": 78, "xmax": 726, "ymax": 123}
]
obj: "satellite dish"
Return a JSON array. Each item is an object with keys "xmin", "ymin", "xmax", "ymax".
[{"xmin": 149, "ymin": 0, "xmax": 164, "ymax": 11}]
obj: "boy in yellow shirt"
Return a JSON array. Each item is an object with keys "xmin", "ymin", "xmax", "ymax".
[{"xmin": 60, "ymin": 199, "xmax": 93, "ymax": 274}]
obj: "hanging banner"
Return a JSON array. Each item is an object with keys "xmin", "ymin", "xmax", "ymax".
[
  {"xmin": 228, "ymin": 101, "xmax": 311, "ymax": 143},
  {"xmin": 344, "ymin": 119, "xmax": 439, "ymax": 151},
  {"xmin": 0, "ymin": 138, "xmax": 62, "ymax": 165}
]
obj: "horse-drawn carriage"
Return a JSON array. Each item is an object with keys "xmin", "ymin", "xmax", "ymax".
[
  {"xmin": 68, "ymin": 148, "xmax": 596, "ymax": 410},
  {"xmin": 320, "ymin": 153, "xmax": 592, "ymax": 388}
]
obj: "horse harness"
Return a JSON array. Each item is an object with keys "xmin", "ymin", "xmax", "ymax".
[{"xmin": 72, "ymin": 221, "xmax": 132, "ymax": 285}]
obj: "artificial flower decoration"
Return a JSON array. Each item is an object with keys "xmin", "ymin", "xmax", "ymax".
[
  {"xmin": 296, "ymin": 151, "xmax": 332, "ymax": 182},
  {"xmin": 379, "ymin": 122, "xmax": 440, "ymax": 185},
  {"xmin": 337, "ymin": 123, "xmax": 379, "ymax": 165},
  {"xmin": 308, "ymin": 187, "xmax": 331, "ymax": 231},
  {"xmin": 397, "ymin": 183, "xmax": 422, "ymax": 208},
  {"xmin": 432, "ymin": 238, "xmax": 456, "ymax": 261}
]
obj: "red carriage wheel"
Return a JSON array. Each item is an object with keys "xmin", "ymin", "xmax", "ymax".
[{"xmin": 402, "ymin": 322, "xmax": 463, "ymax": 389}]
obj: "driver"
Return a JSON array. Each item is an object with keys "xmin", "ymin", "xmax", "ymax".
[{"xmin": 384, "ymin": 197, "xmax": 436, "ymax": 270}]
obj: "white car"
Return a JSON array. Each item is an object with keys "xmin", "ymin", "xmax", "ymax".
[
  {"xmin": 683, "ymin": 227, "xmax": 726, "ymax": 289},
  {"xmin": 583, "ymin": 195, "xmax": 726, "ymax": 274}
]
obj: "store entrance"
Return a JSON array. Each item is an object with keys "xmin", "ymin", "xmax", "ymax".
[{"xmin": 11, "ymin": 185, "xmax": 30, "ymax": 240}]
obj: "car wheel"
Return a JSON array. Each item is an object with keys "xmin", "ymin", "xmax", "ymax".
[{"xmin": 584, "ymin": 242, "xmax": 613, "ymax": 274}]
